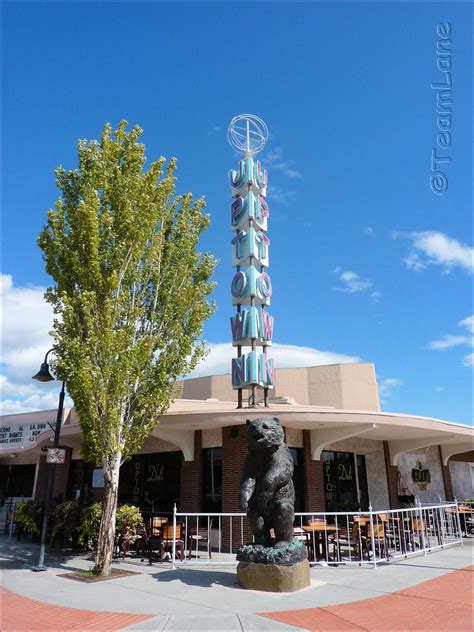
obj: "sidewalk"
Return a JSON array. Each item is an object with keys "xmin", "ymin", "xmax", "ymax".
[{"xmin": 1, "ymin": 536, "xmax": 473, "ymax": 630}]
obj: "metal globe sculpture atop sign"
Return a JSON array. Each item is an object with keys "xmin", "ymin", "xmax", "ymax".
[
  {"xmin": 228, "ymin": 114, "xmax": 269, "ymax": 155},
  {"xmin": 228, "ymin": 114, "xmax": 274, "ymax": 408}
]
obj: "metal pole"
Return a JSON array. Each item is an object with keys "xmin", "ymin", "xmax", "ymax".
[
  {"xmin": 8, "ymin": 501, "xmax": 16, "ymax": 539},
  {"xmin": 32, "ymin": 381, "xmax": 65, "ymax": 571},
  {"xmin": 416, "ymin": 497, "xmax": 426, "ymax": 555},
  {"xmin": 368, "ymin": 503, "xmax": 377, "ymax": 568},
  {"xmin": 454, "ymin": 499, "xmax": 464, "ymax": 545},
  {"xmin": 172, "ymin": 503, "xmax": 177, "ymax": 570}
]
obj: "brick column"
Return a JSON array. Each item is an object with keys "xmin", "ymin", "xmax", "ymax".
[
  {"xmin": 383, "ymin": 441, "xmax": 401, "ymax": 509},
  {"xmin": 439, "ymin": 446, "xmax": 454, "ymax": 501},
  {"xmin": 179, "ymin": 430, "xmax": 202, "ymax": 512},
  {"xmin": 222, "ymin": 424, "xmax": 252, "ymax": 551},
  {"xmin": 302, "ymin": 430, "xmax": 325, "ymax": 512}
]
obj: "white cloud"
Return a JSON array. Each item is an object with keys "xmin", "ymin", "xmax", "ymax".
[
  {"xmin": 333, "ymin": 268, "xmax": 372, "ymax": 294},
  {"xmin": 0, "ymin": 273, "xmax": 73, "ymax": 414},
  {"xmin": 2, "ymin": 274, "xmax": 362, "ymax": 412},
  {"xmin": 434, "ymin": 386, "xmax": 445, "ymax": 392},
  {"xmin": 378, "ymin": 378, "xmax": 402, "ymax": 402},
  {"xmin": 428, "ymin": 334, "xmax": 471, "ymax": 350},
  {"xmin": 427, "ymin": 315, "xmax": 474, "ymax": 368},
  {"xmin": 459, "ymin": 315, "xmax": 474, "ymax": 334},
  {"xmin": 370, "ymin": 291, "xmax": 382, "ymax": 303},
  {"xmin": 187, "ymin": 342, "xmax": 360, "ymax": 379},
  {"xmin": 264, "ymin": 147, "xmax": 303, "ymax": 180},
  {"xmin": 1, "ymin": 274, "xmax": 54, "ymax": 369},
  {"xmin": 268, "ymin": 185, "xmax": 295, "ymax": 207},
  {"xmin": 363, "ymin": 227, "xmax": 376, "ymax": 237},
  {"xmin": 1, "ymin": 392, "xmax": 73, "ymax": 415},
  {"xmin": 396, "ymin": 231, "xmax": 473, "ymax": 275},
  {"xmin": 463, "ymin": 353, "xmax": 474, "ymax": 368}
]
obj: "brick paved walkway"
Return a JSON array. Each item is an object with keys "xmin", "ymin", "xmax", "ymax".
[
  {"xmin": 261, "ymin": 565, "xmax": 474, "ymax": 631},
  {"xmin": 1, "ymin": 565, "xmax": 472, "ymax": 630},
  {"xmin": 0, "ymin": 587, "xmax": 153, "ymax": 631}
]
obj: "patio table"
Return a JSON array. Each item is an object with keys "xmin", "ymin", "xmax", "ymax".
[
  {"xmin": 303, "ymin": 524, "xmax": 339, "ymax": 562},
  {"xmin": 445, "ymin": 507, "xmax": 473, "ymax": 535}
]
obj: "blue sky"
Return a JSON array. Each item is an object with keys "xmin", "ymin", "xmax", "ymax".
[{"xmin": 2, "ymin": 2, "xmax": 472, "ymax": 424}]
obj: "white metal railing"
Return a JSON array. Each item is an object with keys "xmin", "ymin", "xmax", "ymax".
[
  {"xmin": 170, "ymin": 502, "xmax": 463, "ymax": 568},
  {"xmin": 453, "ymin": 499, "xmax": 474, "ymax": 537}
]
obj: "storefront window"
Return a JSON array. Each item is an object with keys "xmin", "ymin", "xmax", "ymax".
[
  {"xmin": 66, "ymin": 460, "xmax": 96, "ymax": 503},
  {"xmin": 118, "ymin": 452, "xmax": 181, "ymax": 512},
  {"xmin": 202, "ymin": 448, "xmax": 222, "ymax": 512},
  {"xmin": 322, "ymin": 451, "xmax": 369, "ymax": 512},
  {"xmin": 3, "ymin": 464, "xmax": 36, "ymax": 498}
]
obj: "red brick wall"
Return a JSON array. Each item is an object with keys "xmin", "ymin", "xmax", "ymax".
[
  {"xmin": 179, "ymin": 430, "xmax": 202, "ymax": 512},
  {"xmin": 302, "ymin": 430, "xmax": 325, "ymax": 512},
  {"xmin": 383, "ymin": 441, "xmax": 401, "ymax": 509},
  {"xmin": 222, "ymin": 424, "xmax": 252, "ymax": 551}
]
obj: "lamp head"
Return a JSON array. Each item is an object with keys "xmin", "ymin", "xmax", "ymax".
[{"xmin": 32, "ymin": 361, "xmax": 55, "ymax": 382}]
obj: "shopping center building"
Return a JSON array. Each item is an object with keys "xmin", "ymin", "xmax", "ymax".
[
  {"xmin": 1, "ymin": 117, "xmax": 472, "ymax": 522},
  {"xmin": 1, "ymin": 362, "xmax": 473, "ymax": 518}
]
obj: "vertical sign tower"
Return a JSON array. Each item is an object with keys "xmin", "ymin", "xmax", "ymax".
[{"xmin": 228, "ymin": 114, "xmax": 275, "ymax": 408}]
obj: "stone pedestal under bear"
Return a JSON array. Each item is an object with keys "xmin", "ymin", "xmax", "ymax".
[{"xmin": 237, "ymin": 417, "xmax": 310, "ymax": 592}]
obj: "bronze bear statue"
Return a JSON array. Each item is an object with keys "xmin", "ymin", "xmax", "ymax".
[{"xmin": 239, "ymin": 417, "xmax": 295, "ymax": 548}]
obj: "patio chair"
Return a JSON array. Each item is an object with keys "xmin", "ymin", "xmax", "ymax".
[
  {"xmin": 293, "ymin": 526, "xmax": 311, "ymax": 555},
  {"xmin": 150, "ymin": 516, "xmax": 168, "ymax": 536},
  {"xmin": 329, "ymin": 522, "xmax": 363, "ymax": 562},
  {"xmin": 187, "ymin": 518, "xmax": 214, "ymax": 559},
  {"xmin": 404, "ymin": 516, "xmax": 427, "ymax": 551},
  {"xmin": 146, "ymin": 516, "xmax": 168, "ymax": 559},
  {"xmin": 366, "ymin": 521, "xmax": 388, "ymax": 559},
  {"xmin": 384, "ymin": 515, "xmax": 407, "ymax": 554},
  {"xmin": 160, "ymin": 522, "xmax": 185, "ymax": 561}
]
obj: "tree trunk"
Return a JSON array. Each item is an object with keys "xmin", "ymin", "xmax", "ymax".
[{"xmin": 94, "ymin": 453, "xmax": 121, "ymax": 576}]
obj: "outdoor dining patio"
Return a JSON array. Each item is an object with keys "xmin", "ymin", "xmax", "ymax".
[{"xmin": 112, "ymin": 501, "xmax": 472, "ymax": 568}]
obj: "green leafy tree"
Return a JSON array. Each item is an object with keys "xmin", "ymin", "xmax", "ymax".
[{"xmin": 38, "ymin": 121, "xmax": 216, "ymax": 575}]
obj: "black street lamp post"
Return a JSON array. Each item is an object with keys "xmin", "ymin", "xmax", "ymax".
[{"xmin": 31, "ymin": 349, "xmax": 66, "ymax": 572}]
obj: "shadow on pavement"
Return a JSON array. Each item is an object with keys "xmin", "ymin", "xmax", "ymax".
[
  {"xmin": 0, "ymin": 535, "xmax": 92, "ymax": 573},
  {"xmin": 151, "ymin": 567, "xmax": 242, "ymax": 588}
]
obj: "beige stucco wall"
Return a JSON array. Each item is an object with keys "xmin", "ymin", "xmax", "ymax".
[
  {"xmin": 273, "ymin": 368, "xmax": 310, "ymax": 404},
  {"xmin": 398, "ymin": 447, "xmax": 446, "ymax": 503},
  {"xmin": 138, "ymin": 435, "xmax": 181, "ymax": 455},
  {"xmin": 339, "ymin": 364, "xmax": 380, "ymax": 411},
  {"xmin": 449, "ymin": 460, "xmax": 474, "ymax": 499},
  {"xmin": 179, "ymin": 363, "xmax": 381, "ymax": 411},
  {"xmin": 179, "ymin": 374, "xmax": 236, "ymax": 402},
  {"xmin": 202, "ymin": 428, "xmax": 222, "ymax": 449},
  {"xmin": 284, "ymin": 428, "xmax": 304, "ymax": 448},
  {"xmin": 365, "ymin": 450, "xmax": 390, "ymax": 510}
]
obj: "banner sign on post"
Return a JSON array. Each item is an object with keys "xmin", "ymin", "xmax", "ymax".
[{"xmin": 46, "ymin": 448, "xmax": 66, "ymax": 464}]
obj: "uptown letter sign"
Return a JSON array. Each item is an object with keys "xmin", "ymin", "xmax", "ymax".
[{"xmin": 228, "ymin": 114, "xmax": 274, "ymax": 404}]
